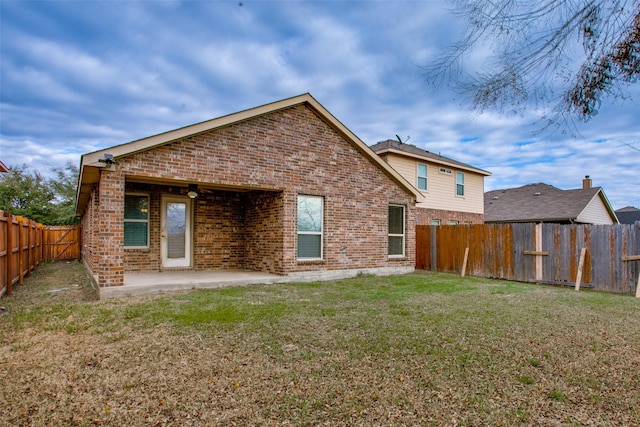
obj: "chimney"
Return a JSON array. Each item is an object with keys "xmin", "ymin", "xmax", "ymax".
[{"xmin": 582, "ymin": 175, "xmax": 592, "ymax": 189}]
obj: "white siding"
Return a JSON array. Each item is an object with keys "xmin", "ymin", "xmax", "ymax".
[
  {"xmin": 385, "ymin": 155, "xmax": 416, "ymax": 185},
  {"xmin": 576, "ymin": 193, "xmax": 616, "ymax": 224},
  {"xmin": 385, "ymin": 154, "xmax": 485, "ymax": 214}
]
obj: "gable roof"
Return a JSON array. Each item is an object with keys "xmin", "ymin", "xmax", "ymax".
[
  {"xmin": 76, "ymin": 93, "xmax": 425, "ymax": 214},
  {"xmin": 0, "ymin": 160, "xmax": 8, "ymax": 173},
  {"xmin": 615, "ymin": 206, "xmax": 640, "ymax": 225},
  {"xmin": 484, "ymin": 183, "xmax": 618, "ymax": 224},
  {"xmin": 369, "ymin": 139, "xmax": 491, "ymax": 176}
]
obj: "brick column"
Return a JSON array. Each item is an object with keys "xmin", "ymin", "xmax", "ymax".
[
  {"xmin": 97, "ymin": 166, "xmax": 125, "ymax": 287},
  {"xmin": 281, "ymin": 190, "xmax": 297, "ymax": 272}
]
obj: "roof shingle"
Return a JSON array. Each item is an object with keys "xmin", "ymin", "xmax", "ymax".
[
  {"xmin": 369, "ymin": 139, "xmax": 490, "ymax": 175},
  {"xmin": 484, "ymin": 183, "xmax": 604, "ymax": 223},
  {"xmin": 615, "ymin": 206, "xmax": 640, "ymax": 225}
]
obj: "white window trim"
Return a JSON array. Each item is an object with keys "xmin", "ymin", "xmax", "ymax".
[
  {"xmin": 456, "ymin": 171, "xmax": 465, "ymax": 197},
  {"xmin": 297, "ymin": 195, "xmax": 324, "ymax": 260},
  {"xmin": 124, "ymin": 192, "xmax": 150, "ymax": 249},
  {"xmin": 388, "ymin": 204, "xmax": 405, "ymax": 258},
  {"xmin": 417, "ymin": 163, "xmax": 428, "ymax": 191}
]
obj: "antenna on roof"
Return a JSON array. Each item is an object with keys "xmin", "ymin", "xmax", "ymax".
[{"xmin": 395, "ymin": 135, "xmax": 410, "ymax": 144}]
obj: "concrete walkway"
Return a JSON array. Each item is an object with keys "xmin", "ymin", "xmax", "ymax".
[{"xmin": 100, "ymin": 270, "xmax": 287, "ymax": 299}]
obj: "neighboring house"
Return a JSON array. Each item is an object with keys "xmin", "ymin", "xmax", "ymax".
[
  {"xmin": 75, "ymin": 94, "xmax": 423, "ymax": 291},
  {"xmin": 484, "ymin": 177, "xmax": 619, "ymax": 224},
  {"xmin": 370, "ymin": 139, "xmax": 491, "ymax": 225},
  {"xmin": 0, "ymin": 161, "xmax": 8, "ymax": 173},
  {"xmin": 615, "ymin": 206, "xmax": 640, "ymax": 225}
]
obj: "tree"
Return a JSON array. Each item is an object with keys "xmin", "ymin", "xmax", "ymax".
[
  {"xmin": 49, "ymin": 163, "xmax": 80, "ymax": 225},
  {"xmin": 425, "ymin": 0, "xmax": 640, "ymax": 130},
  {"xmin": 0, "ymin": 163, "xmax": 79, "ymax": 225}
]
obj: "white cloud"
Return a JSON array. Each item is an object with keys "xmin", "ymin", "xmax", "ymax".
[{"xmin": 0, "ymin": 0, "xmax": 638, "ymax": 210}]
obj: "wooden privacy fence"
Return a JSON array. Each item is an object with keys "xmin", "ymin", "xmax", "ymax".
[
  {"xmin": 417, "ymin": 222, "xmax": 640, "ymax": 295},
  {"xmin": 0, "ymin": 210, "xmax": 81, "ymax": 297}
]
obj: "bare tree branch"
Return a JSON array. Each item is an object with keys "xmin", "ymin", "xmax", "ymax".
[{"xmin": 424, "ymin": 0, "xmax": 640, "ymax": 131}]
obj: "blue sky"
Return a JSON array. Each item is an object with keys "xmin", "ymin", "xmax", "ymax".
[{"xmin": 1, "ymin": 0, "xmax": 639, "ymax": 209}]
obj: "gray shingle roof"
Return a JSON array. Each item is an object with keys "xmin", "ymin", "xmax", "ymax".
[
  {"xmin": 369, "ymin": 139, "xmax": 490, "ymax": 175},
  {"xmin": 615, "ymin": 206, "xmax": 640, "ymax": 225},
  {"xmin": 484, "ymin": 183, "xmax": 604, "ymax": 223}
]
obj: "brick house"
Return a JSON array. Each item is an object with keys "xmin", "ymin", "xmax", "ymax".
[
  {"xmin": 370, "ymin": 139, "xmax": 491, "ymax": 225},
  {"xmin": 75, "ymin": 94, "xmax": 424, "ymax": 294}
]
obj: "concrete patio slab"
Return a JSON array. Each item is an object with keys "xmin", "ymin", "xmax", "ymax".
[{"xmin": 100, "ymin": 270, "xmax": 288, "ymax": 299}]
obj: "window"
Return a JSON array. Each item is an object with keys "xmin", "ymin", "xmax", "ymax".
[
  {"xmin": 297, "ymin": 195, "xmax": 323, "ymax": 259},
  {"xmin": 388, "ymin": 205, "xmax": 405, "ymax": 257},
  {"xmin": 124, "ymin": 193, "xmax": 149, "ymax": 247},
  {"xmin": 449, "ymin": 220, "xmax": 459, "ymax": 225},
  {"xmin": 456, "ymin": 172, "xmax": 465, "ymax": 196},
  {"xmin": 431, "ymin": 219, "xmax": 441, "ymax": 226},
  {"xmin": 417, "ymin": 163, "xmax": 427, "ymax": 190}
]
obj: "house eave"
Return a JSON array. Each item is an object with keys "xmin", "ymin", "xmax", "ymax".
[
  {"xmin": 589, "ymin": 188, "xmax": 619, "ymax": 224},
  {"xmin": 76, "ymin": 93, "xmax": 425, "ymax": 213},
  {"xmin": 74, "ymin": 164, "xmax": 102, "ymax": 216},
  {"xmin": 485, "ymin": 217, "xmax": 577, "ymax": 224},
  {"xmin": 377, "ymin": 148, "xmax": 492, "ymax": 176}
]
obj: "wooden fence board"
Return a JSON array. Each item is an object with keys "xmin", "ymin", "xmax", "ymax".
[
  {"xmin": 0, "ymin": 211, "xmax": 7, "ymax": 297},
  {"xmin": 0, "ymin": 210, "xmax": 80, "ymax": 296},
  {"xmin": 417, "ymin": 222, "xmax": 640, "ymax": 295}
]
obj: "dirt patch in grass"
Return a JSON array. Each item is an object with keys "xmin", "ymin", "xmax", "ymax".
[{"xmin": 1, "ymin": 262, "xmax": 640, "ymax": 426}]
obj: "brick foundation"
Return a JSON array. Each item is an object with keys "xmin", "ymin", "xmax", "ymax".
[{"xmin": 416, "ymin": 207, "xmax": 484, "ymax": 225}]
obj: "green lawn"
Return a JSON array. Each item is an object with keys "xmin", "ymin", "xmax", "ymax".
[{"xmin": 1, "ymin": 262, "xmax": 639, "ymax": 426}]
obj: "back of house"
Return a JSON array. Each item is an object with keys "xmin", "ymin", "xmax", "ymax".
[{"xmin": 76, "ymin": 94, "xmax": 422, "ymax": 294}]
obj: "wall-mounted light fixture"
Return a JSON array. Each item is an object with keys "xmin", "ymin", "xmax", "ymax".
[
  {"xmin": 98, "ymin": 153, "xmax": 117, "ymax": 166},
  {"xmin": 187, "ymin": 184, "xmax": 199, "ymax": 199}
]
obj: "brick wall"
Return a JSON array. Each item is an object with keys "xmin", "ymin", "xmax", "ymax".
[
  {"xmin": 244, "ymin": 190, "xmax": 285, "ymax": 274},
  {"xmin": 80, "ymin": 187, "xmax": 98, "ymax": 275},
  {"xmin": 84, "ymin": 103, "xmax": 417, "ymax": 285},
  {"xmin": 416, "ymin": 207, "xmax": 484, "ymax": 225},
  {"xmin": 193, "ymin": 190, "xmax": 246, "ymax": 270},
  {"xmin": 96, "ymin": 167, "xmax": 125, "ymax": 287}
]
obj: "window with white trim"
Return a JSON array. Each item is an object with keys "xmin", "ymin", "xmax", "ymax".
[
  {"xmin": 431, "ymin": 219, "xmax": 441, "ymax": 226},
  {"xmin": 388, "ymin": 205, "xmax": 405, "ymax": 257},
  {"xmin": 417, "ymin": 163, "xmax": 427, "ymax": 190},
  {"xmin": 124, "ymin": 193, "xmax": 149, "ymax": 248},
  {"xmin": 456, "ymin": 172, "xmax": 465, "ymax": 196},
  {"xmin": 297, "ymin": 195, "xmax": 323, "ymax": 259}
]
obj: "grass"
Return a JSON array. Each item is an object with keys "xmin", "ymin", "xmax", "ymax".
[{"xmin": 1, "ymin": 262, "xmax": 640, "ymax": 426}]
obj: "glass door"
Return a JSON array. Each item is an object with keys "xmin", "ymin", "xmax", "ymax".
[{"xmin": 161, "ymin": 196, "xmax": 192, "ymax": 268}]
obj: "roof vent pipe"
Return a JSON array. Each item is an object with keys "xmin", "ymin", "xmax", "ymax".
[{"xmin": 583, "ymin": 175, "xmax": 592, "ymax": 189}]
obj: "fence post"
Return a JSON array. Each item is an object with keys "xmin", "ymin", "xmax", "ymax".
[
  {"xmin": 431, "ymin": 225, "xmax": 437, "ymax": 271},
  {"xmin": 535, "ymin": 223, "xmax": 543, "ymax": 281},
  {"xmin": 42, "ymin": 225, "xmax": 47, "ymax": 262},
  {"xmin": 461, "ymin": 247, "xmax": 469, "ymax": 277},
  {"xmin": 575, "ymin": 248, "xmax": 587, "ymax": 291},
  {"xmin": 28, "ymin": 219, "xmax": 33, "ymax": 276},
  {"xmin": 6, "ymin": 212, "xmax": 13, "ymax": 296}
]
